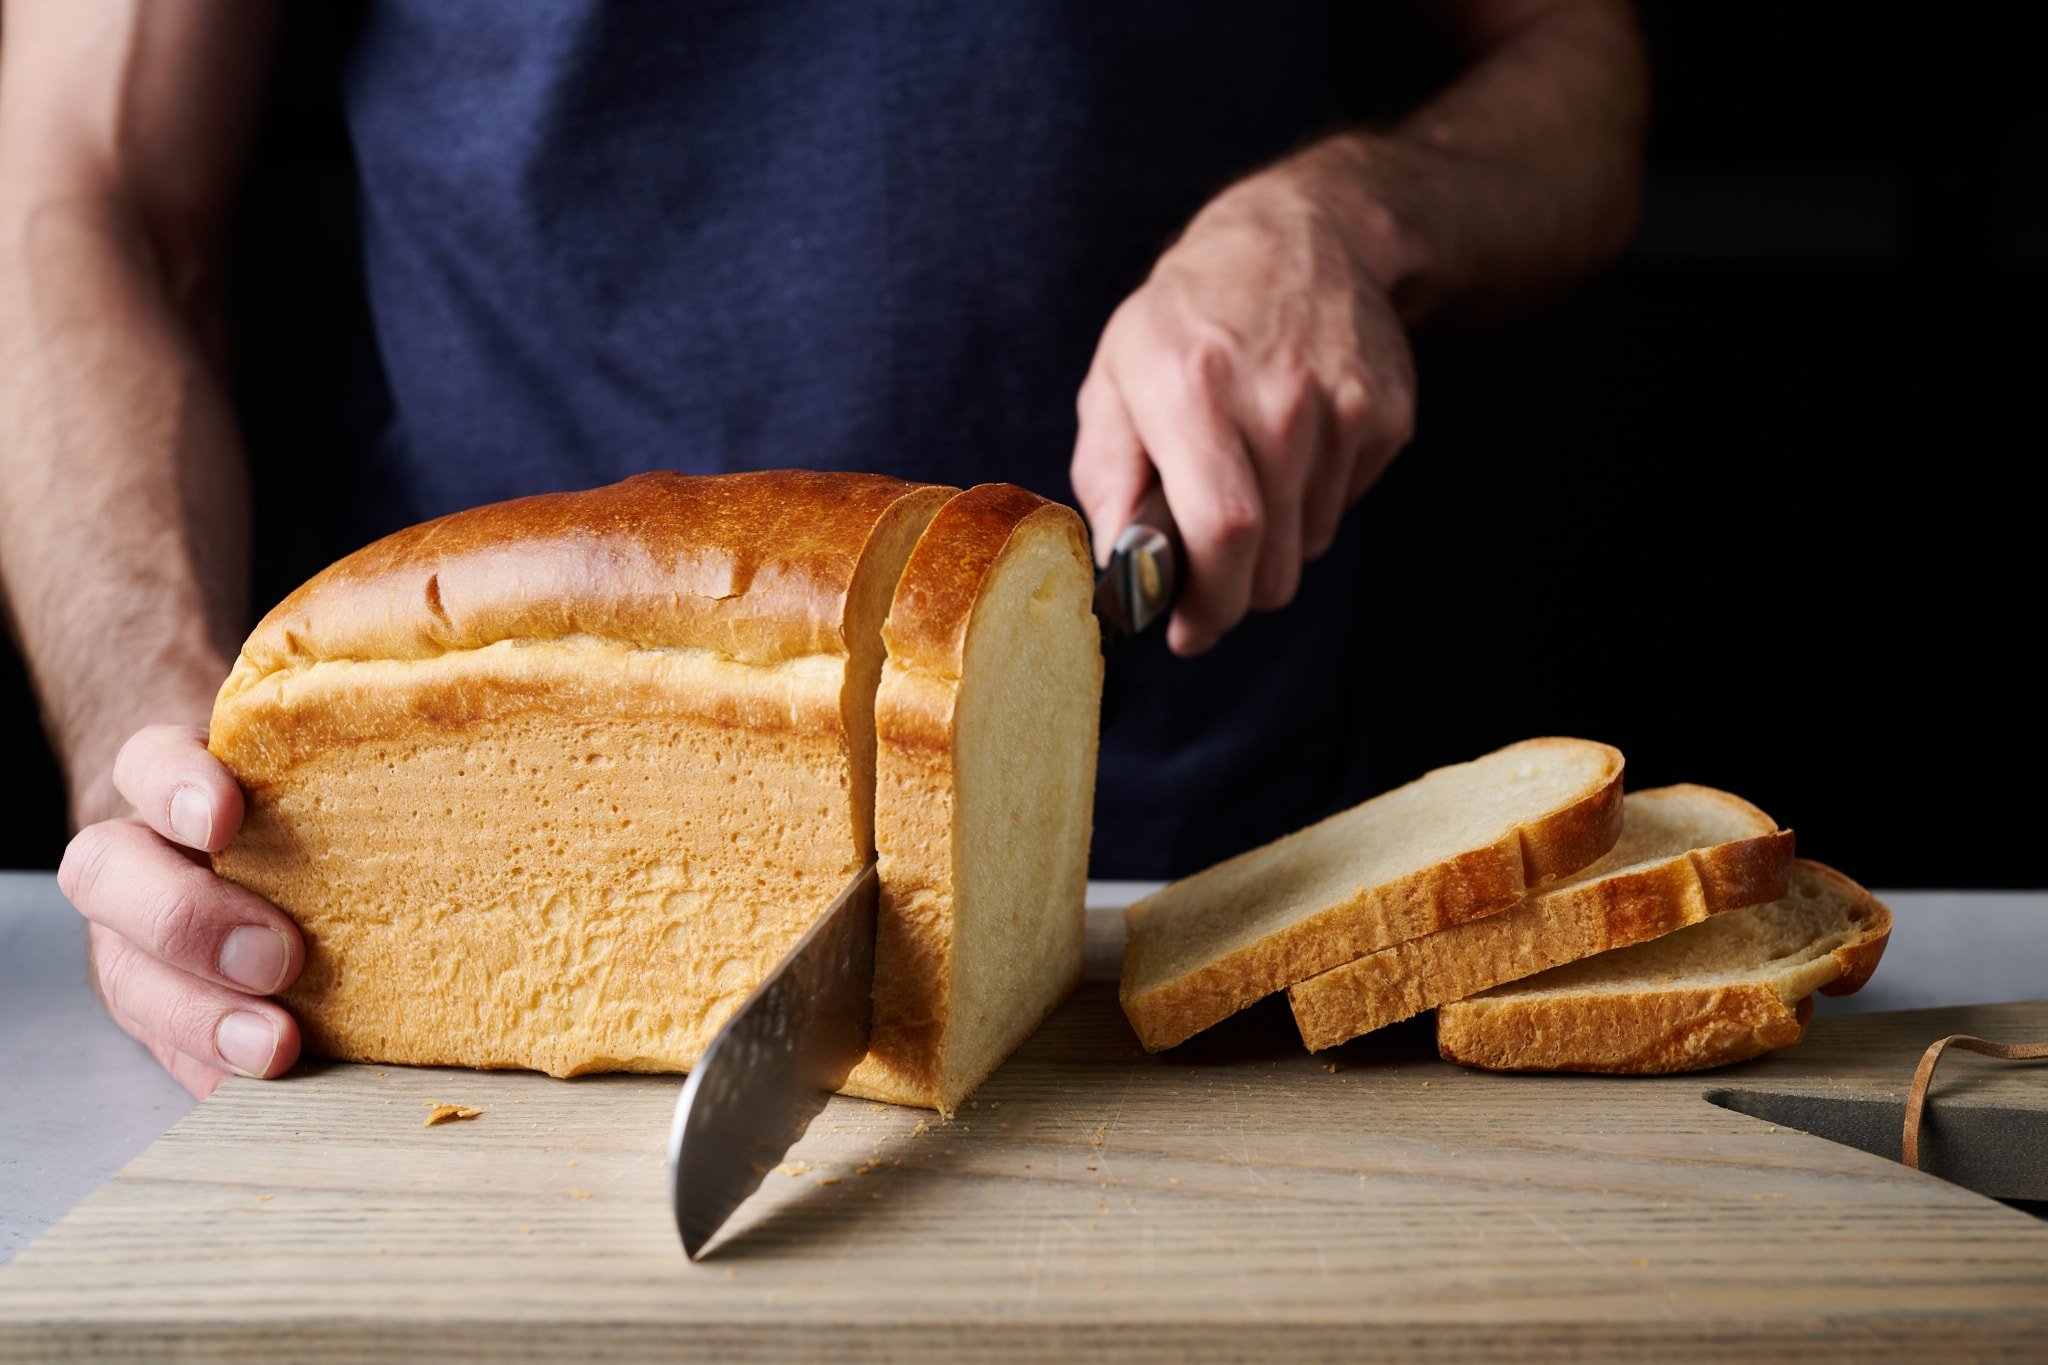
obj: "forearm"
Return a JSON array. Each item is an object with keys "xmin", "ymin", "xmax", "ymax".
[
  {"xmin": 1248, "ymin": 0, "xmax": 1650, "ymax": 324},
  {"xmin": 0, "ymin": 193, "xmax": 250, "ymax": 826}
]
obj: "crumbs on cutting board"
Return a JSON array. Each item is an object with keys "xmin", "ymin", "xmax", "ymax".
[
  {"xmin": 775, "ymin": 1161, "xmax": 811, "ymax": 1177},
  {"xmin": 569, "ymin": 1189, "xmax": 591, "ymax": 1199},
  {"xmin": 423, "ymin": 1103, "xmax": 483, "ymax": 1127}
]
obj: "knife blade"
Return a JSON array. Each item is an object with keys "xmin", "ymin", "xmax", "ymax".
[{"xmin": 668, "ymin": 860, "xmax": 878, "ymax": 1259}]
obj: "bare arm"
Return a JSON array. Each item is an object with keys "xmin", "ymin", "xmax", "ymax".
[
  {"xmin": 1072, "ymin": 0, "xmax": 1649, "ymax": 653},
  {"xmin": 0, "ymin": 0, "xmax": 302, "ymax": 1097}
]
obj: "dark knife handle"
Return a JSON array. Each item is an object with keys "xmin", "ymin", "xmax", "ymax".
[{"xmin": 1094, "ymin": 479, "xmax": 1183, "ymax": 639}]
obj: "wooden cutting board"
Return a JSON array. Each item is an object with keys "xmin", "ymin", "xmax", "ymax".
[{"xmin": 2, "ymin": 967, "xmax": 2043, "ymax": 1361}]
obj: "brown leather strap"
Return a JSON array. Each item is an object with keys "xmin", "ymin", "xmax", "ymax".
[{"xmin": 1902, "ymin": 1034, "xmax": 2048, "ymax": 1170}]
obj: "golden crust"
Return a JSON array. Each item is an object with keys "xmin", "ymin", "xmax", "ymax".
[
  {"xmin": 1435, "ymin": 984, "xmax": 1811, "ymax": 1075},
  {"xmin": 1287, "ymin": 786, "xmax": 1794, "ymax": 1051},
  {"xmin": 1435, "ymin": 858, "xmax": 1893, "ymax": 1074},
  {"xmin": 221, "ymin": 470, "xmax": 947, "ymax": 702}
]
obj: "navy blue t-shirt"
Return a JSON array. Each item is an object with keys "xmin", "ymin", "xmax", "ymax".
[{"xmin": 336, "ymin": 1, "xmax": 1374, "ymax": 877}]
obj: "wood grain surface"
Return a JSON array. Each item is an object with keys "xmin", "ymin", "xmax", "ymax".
[{"xmin": 1, "ymin": 942, "xmax": 2043, "ymax": 1360}]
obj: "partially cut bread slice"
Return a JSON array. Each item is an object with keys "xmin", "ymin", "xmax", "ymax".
[
  {"xmin": 1120, "ymin": 738, "xmax": 1625, "ymax": 1052},
  {"xmin": 1436, "ymin": 858, "xmax": 1891, "ymax": 1074},
  {"xmin": 841, "ymin": 484, "xmax": 1102, "ymax": 1112},
  {"xmin": 1288, "ymin": 785, "xmax": 1794, "ymax": 1051}
]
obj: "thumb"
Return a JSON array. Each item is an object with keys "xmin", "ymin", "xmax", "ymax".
[{"xmin": 1070, "ymin": 368, "xmax": 1154, "ymax": 569}]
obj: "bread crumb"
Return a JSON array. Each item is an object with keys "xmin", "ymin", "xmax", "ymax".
[
  {"xmin": 1633, "ymin": 1258, "xmax": 1650, "ymax": 1268},
  {"xmin": 569, "ymin": 1189, "xmax": 591, "ymax": 1199},
  {"xmin": 519, "ymin": 1227, "xmax": 534, "ymax": 1236},
  {"xmin": 910, "ymin": 1120, "xmax": 930, "ymax": 1138},
  {"xmin": 1324, "ymin": 1063, "xmax": 1338, "ymax": 1073},
  {"xmin": 723, "ymin": 1268, "xmax": 738, "ymax": 1279},
  {"xmin": 1168, "ymin": 1177, "xmax": 1181, "ymax": 1186},
  {"xmin": 866, "ymin": 1103, "xmax": 889, "ymax": 1113},
  {"xmin": 1421, "ymin": 1081, "xmax": 1431, "ymax": 1089},
  {"xmin": 818, "ymin": 1175, "xmax": 842, "ymax": 1186},
  {"xmin": 1089, "ymin": 1122, "xmax": 1107, "ymax": 1147},
  {"xmin": 255, "ymin": 1194, "xmax": 273, "ymax": 1203},
  {"xmin": 423, "ymin": 1104, "xmax": 483, "ymax": 1127},
  {"xmin": 567, "ymin": 1159, "xmax": 579, "ymax": 1168},
  {"xmin": 775, "ymin": 1162, "xmax": 811, "ymax": 1177}
]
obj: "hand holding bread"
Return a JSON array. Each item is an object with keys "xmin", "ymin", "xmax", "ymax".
[{"xmin": 57, "ymin": 724, "xmax": 305, "ymax": 1097}]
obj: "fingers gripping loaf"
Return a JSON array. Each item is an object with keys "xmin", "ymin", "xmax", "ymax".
[
  {"xmin": 211, "ymin": 471, "xmax": 953, "ymax": 1078},
  {"xmin": 1120, "ymin": 738, "xmax": 1626, "ymax": 1052},
  {"xmin": 1287, "ymin": 786, "xmax": 1795, "ymax": 1051},
  {"xmin": 842, "ymin": 485, "xmax": 1103, "ymax": 1112},
  {"xmin": 1435, "ymin": 858, "xmax": 1892, "ymax": 1074}
]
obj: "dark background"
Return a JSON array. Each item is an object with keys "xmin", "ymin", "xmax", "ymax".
[{"xmin": 3, "ymin": 6, "xmax": 2039, "ymax": 884}]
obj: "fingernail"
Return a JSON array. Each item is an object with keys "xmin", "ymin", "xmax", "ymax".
[
  {"xmin": 217, "ymin": 1011, "xmax": 281, "ymax": 1077},
  {"xmin": 169, "ymin": 785, "xmax": 212, "ymax": 849},
  {"xmin": 219, "ymin": 924, "xmax": 291, "ymax": 994}
]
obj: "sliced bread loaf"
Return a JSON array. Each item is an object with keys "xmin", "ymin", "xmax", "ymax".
[
  {"xmin": 842, "ymin": 484, "xmax": 1102, "ymax": 1112},
  {"xmin": 1120, "ymin": 738, "xmax": 1626, "ymax": 1052},
  {"xmin": 1435, "ymin": 858, "xmax": 1892, "ymax": 1074},
  {"xmin": 1288, "ymin": 785, "xmax": 1793, "ymax": 1050},
  {"xmin": 212, "ymin": 471, "xmax": 953, "ymax": 1078}
]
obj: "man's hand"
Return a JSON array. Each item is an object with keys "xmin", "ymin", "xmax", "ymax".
[
  {"xmin": 57, "ymin": 726, "xmax": 303, "ymax": 1098},
  {"xmin": 1071, "ymin": 0, "xmax": 1647, "ymax": 656},
  {"xmin": 1071, "ymin": 165, "xmax": 1416, "ymax": 657}
]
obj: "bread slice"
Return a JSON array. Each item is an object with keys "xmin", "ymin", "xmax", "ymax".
[
  {"xmin": 212, "ymin": 470, "xmax": 953, "ymax": 1078},
  {"xmin": 1120, "ymin": 738, "xmax": 1625, "ymax": 1052},
  {"xmin": 1288, "ymin": 785, "xmax": 1793, "ymax": 1051},
  {"xmin": 842, "ymin": 485, "xmax": 1102, "ymax": 1112},
  {"xmin": 1435, "ymin": 858, "xmax": 1892, "ymax": 1074}
]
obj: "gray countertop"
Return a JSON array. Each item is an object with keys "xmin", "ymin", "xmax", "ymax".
[{"xmin": 3, "ymin": 871, "xmax": 2042, "ymax": 1267}]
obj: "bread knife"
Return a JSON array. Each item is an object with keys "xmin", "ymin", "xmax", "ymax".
[
  {"xmin": 668, "ymin": 861, "xmax": 878, "ymax": 1259},
  {"xmin": 669, "ymin": 486, "xmax": 1179, "ymax": 1258}
]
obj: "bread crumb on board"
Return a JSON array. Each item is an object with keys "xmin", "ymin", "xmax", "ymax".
[
  {"xmin": 569, "ymin": 1189, "xmax": 592, "ymax": 1200},
  {"xmin": 775, "ymin": 1161, "xmax": 811, "ymax": 1177},
  {"xmin": 1089, "ymin": 1122, "xmax": 1108, "ymax": 1147},
  {"xmin": 423, "ymin": 1103, "xmax": 483, "ymax": 1127}
]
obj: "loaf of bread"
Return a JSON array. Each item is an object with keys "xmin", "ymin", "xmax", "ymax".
[
  {"xmin": 1287, "ymin": 785, "xmax": 1794, "ymax": 1051},
  {"xmin": 211, "ymin": 470, "xmax": 1099, "ymax": 1108},
  {"xmin": 1119, "ymin": 738, "xmax": 1626, "ymax": 1052},
  {"xmin": 1435, "ymin": 858, "xmax": 1892, "ymax": 1073},
  {"xmin": 843, "ymin": 484, "xmax": 1102, "ymax": 1110}
]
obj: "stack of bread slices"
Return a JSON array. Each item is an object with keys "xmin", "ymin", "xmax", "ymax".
[
  {"xmin": 1122, "ymin": 740, "xmax": 1893, "ymax": 1072},
  {"xmin": 211, "ymin": 471, "xmax": 1103, "ymax": 1114}
]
